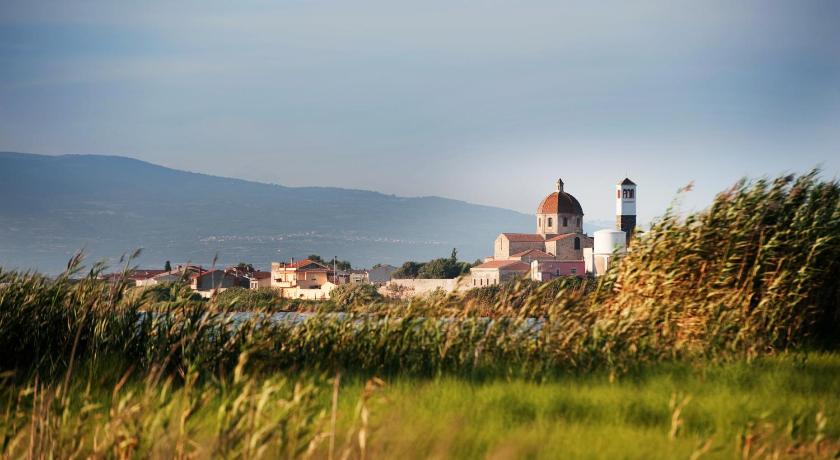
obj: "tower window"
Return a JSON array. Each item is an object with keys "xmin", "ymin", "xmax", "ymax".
[
  {"xmin": 563, "ymin": 217, "xmax": 568, "ymax": 226},
  {"xmin": 577, "ymin": 217, "xmax": 581, "ymax": 227},
  {"xmin": 538, "ymin": 218, "xmax": 541, "ymax": 228},
  {"xmin": 623, "ymin": 189, "xmax": 635, "ymax": 199},
  {"xmin": 548, "ymin": 217, "xmax": 553, "ymax": 227},
  {"xmin": 574, "ymin": 237, "xmax": 581, "ymax": 250}
]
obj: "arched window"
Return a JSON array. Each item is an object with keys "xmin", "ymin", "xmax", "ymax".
[
  {"xmin": 574, "ymin": 237, "xmax": 581, "ymax": 250},
  {"xmin": 577, "ymin": 217, "xmax": 581, "ymax": 227},
  {"xmin": 548, "ymin": 217, "xmax": 553, "ymax": 227}
]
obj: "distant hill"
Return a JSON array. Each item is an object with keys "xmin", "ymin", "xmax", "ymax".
[{"xmin": 0, "ymin": 152, "xmax": 556, "ymax": 274}]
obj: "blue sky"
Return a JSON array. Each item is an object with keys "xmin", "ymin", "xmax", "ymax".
[{"xmin": 1, "ymin": 0, "xmax": 839, "ymax": 224}]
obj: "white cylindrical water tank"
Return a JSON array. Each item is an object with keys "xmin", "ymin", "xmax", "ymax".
[{"xmin": 594, "ymin": 229, "xmax": 627, "ymax": 255}]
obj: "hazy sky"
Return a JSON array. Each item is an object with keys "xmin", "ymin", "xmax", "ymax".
[{"xmin": 2, "ymin": 0, "xmax": 839, "ymax": 224}]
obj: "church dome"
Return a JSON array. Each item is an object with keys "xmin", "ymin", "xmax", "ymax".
[{"xmin": 537, "ymin": 178, "xmax": 584, "ymax": 215}]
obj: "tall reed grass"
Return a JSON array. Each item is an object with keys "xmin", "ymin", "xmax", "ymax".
[{"xmin": 1, "ymin": 172, "xmax": 838, "ymax": 380}]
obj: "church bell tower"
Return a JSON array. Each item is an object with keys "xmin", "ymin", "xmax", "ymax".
[{"xmin": 616, "ymin": 178, "xmax": 636, "ymax": 244}]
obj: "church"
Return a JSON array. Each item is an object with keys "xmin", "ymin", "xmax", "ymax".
[
  {"xmin": 471, "ymin": 177, "xmax": 638, "ymax": 285},
  {"xmin": 490, "ymin": 178, "xmax": 594, "ymax": 262}
]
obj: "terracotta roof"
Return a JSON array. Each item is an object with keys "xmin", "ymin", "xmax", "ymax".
[
  {"xmin": 501, "ymin": 233, "xmax": 545, "ymax": 242},
  {"xmin": 278, "ymin": 259, "xmax": 330, "ymax": 270},
  {"xmin": 249, "ymin": 271, "xmax": 271, "ymax": 280},
  {"xmin": 537, "ymin": 190, "xmax": 584, "ymax": 215},
  {"xmin": 472, "ymin": 260, "xmax": 531, "ymax": 271},
  {"xmin": 619, "ymin": 178, "xmax": 636, "ymax": 186},
  {"xmin": 510, "ymin": 249, "xmax": 554, "ymax": 259}
]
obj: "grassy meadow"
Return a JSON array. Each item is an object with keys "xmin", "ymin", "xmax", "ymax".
[{"xmin": 1, "ymin": 171, "xmax": 839, "ymax": 458}]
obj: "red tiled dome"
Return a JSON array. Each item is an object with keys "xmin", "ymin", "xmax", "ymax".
[{"xmin": 537, "ymin": 191, "xmax": 583, "ymax": 215}]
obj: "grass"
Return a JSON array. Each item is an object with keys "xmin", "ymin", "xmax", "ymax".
[
  {"xmin": 2, "ymin": 354, "xmax": 838, "ymax": 458},
  {"xmin": 366, "ymin": 354, "xmax": 840, "ymax": 459}
]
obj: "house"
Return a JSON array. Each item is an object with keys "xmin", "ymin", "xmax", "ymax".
[
  {"xmin": 270, "ymin": 259, "xmax": 337, "ymax": 299},
  {"xmin": 348, "ymin": 269, "xmax": 370, "ymax": 284},
  {"xmin": 189, "ymin": 269, "xmax": 248, "ymax": 297},
  {"xmin": 145, "ymin": 264, "xmax": 204, "ymax": 286},
  {"xmin": 530, "ymin": 260, "xmax": 585, "ymax": 281},
  {"xmin": 247, "ymin": 271, "xmax": 272, "ymax": 289},
  {"xmin": 368, "ymin": 264, "xmax": 397, "ymax": 284},
  {"xmin": 100, "ymin": 269, "xmax": 166, "ymax": 287},
  {"xmin": 469, "ymin": 260, "xmax": 531, "ymax": 287}
]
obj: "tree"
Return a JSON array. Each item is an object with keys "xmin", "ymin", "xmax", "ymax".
[
  {"xmin": 164, "ymin": 260, "xmax": 172, "ymax": 272},
  {"xmin": 234, "ymin": 262, "xmax": 255, "ymax": 273},
  {"xmin": 307, "ymin": 254, "xmax": 351, "ymax": 271},
  {"xmin": 394, "ymin": 249, "xmax": 471, "ymax": 279},
  {"xmin": 392, "ymin": 261, "xmax": 424, "ymax": 279}
]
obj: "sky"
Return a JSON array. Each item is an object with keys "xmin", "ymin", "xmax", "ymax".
[{"xmin": 1, "ymin": 0, "xmax": 839, "ymax": 224}]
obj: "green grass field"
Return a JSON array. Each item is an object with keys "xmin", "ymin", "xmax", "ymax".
[
  {"xmin": 4, "ymin": 354, "xmax": 837, "ymax": 458},
  {"xmin": 356, "ymin": 354, "xmax": 840, "ymax": 459}
]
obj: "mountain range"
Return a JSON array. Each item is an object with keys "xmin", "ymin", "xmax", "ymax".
[{"xmin": 0, "ymin": 152, "xmax": 550, "ymax": 273}]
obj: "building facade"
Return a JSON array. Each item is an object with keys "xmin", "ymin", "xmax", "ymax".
[{"xmin": 489, "ymin": 178, "xmax": 594, "ymax": 262}]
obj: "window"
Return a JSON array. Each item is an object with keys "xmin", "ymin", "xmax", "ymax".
[
  {"xmin": 577, "ymin": 218, "xmax": 581, "ymax": 227},
  {"xmin": 538, "ymin": 218, "xmax": 541, "ymax": 227},
  {"xmin": 629, "ymin": 189, "xmax": 634, "ymax": 199},
  {"xmin": 574, "ymin": 237, "xmax": 581, "ymax": 250},
  {"xmin": 548, "ymin": 217, "xmax": 553, "ymax": 227},
  {"xmin": 623, "ymin": 189, "xmax": 635, "ymax": 199},
  {"xmin": 571, "ymin": 268, "xmax": 577, "ymax": 274},
  {"xmin": 563, "ymin": 217, "xmax": 568, "ymax": 227}
]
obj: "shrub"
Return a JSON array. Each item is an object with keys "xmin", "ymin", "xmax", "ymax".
[
  {"xmin": 215, "ymin": 287, "xmax": 284, "ymax": 310},
  {"xmin": 330, "ymin": 283, "xmax": 383, "ymax": 309}
]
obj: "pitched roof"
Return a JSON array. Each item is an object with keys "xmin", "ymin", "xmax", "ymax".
[
  {"xmin": 619, "ymin": 177, "xmax": 636, "ymax": 186},
  {"xmin": 501, "ymin": 233, "xmax": 545, "ymax": 242},
  {"xmin": 472, "ymin": 260, "xmax": 531, "ymax": 271},
  {"xmin": 510, "ymin": 249, "xmax": 554, "ymax": 259},
  {"xmin": 249, "ymin": 271, "xmax": 271, "ymax": 280},
  {"xmin": 278, "ymin": 259, "xmax": 330, "ymax": 270}
]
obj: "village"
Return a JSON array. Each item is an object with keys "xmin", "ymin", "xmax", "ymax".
[{"xmin": 104, "ymin": 177, "xmax": 637, "ymax": 300}]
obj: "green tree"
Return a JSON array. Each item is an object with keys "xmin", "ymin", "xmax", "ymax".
[
  {"xmin": 307, "ymin": 254, "xmax": 351, "ymax": 271},
  {"xmin": 418, "ymin": 248, "xmax": 470, "ymax": 278},
  {"xmin": 392, "ymin": 261, "xmax": 424, "ymax": 279},
  {"xmin": 234, "ymin": 262, "xmax": 255, "ymax": 273}
]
